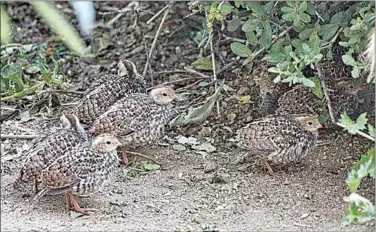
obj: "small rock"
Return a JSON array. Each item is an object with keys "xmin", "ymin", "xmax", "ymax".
[{"xmin": 204, "ymin": 162, "xmax": 217, "ymax": 173}]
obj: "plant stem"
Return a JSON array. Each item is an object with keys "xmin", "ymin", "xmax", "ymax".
[
  {"xmin": 0, "ymin": 82, "xmax": 45, "ymax": 101},
  {"xmin": 337, "ymin": 122, "xmax": 375, "ymax": 141}
]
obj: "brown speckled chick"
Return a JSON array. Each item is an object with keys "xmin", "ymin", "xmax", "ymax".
[
  {"xmin": 70, "ymin": 60, "xmax": 146, "ymax": 125},
  {"xmin": 236, "ymin": 114, "xmax": 322, "ymax": 175},
  {"xmin": 276, "ymin": 85, "xmax": 322, "ymax": 115},
  {"xmin": 89, "ymin": 87, "xmax": 178, "ymax": 164},
  {"xmin": 34, "ymin": 134, "xmax": 121, "ymax": 215},
  {"xmin": 13, "ymin": 114, "xmax": 87, "ymax": 194}
]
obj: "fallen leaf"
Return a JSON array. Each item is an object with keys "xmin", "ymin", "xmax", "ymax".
[
  {"xmin": 191, "ymin": 142, "xmax": 216, "ymax": 153},
  {"xmin": 176, "ymin": 135, "xmax": 199, "ymax": 145},
  {"xmin": 170, "ymin": 81, "xmax": 224, "ymax": 126},
  {"xmin": 237, "ymin": 95, "xmax": 251, "ymax": 104},
  {"xmin": 172, "ymin": 144, "xmax": 186, "ymax": 151},
  {"xmin": 141, "ymin": 163, "xmax": 161, "ymax": 171},
  {"xmin": 70, "ymin": 210, "xmax": 84, "ymax": 219}
]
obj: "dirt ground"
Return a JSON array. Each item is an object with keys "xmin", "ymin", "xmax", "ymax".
[{"xmin": 1, "ymin": 2, "xmax": 375, "ymax": 231}]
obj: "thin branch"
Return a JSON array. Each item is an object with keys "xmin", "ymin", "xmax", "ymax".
[
  {"xmin": 321, "ymin": 27, "xmax": 343, "ymax": 49},
  {"xmin": 315, "ymin": 62, "xmax": 336, "ymax": 124},
  {"xmin": 143, "ymin": 3, "xmax": 172, "ymax": 77},
  {"xmin": 336, "ymin": 123, "xmax": 375, "ymax": 141},
  {"xmin": 209, "ymin": 30, "xmax": 220, "ymax": 116},
  {"xmin": 107, "ymin": 1, "xmax": 139, "ymax": 26},
  {"xmin": 146, "ymin": 4, "xmax": 170, "ymax": 25},
  {"xmin": 1, "ymin": 134, "xmax": 38, "ymax": 140},
  {"xmin": 146, "ymin": 76, "xmax": 209, "ymax": 90},
  {"xmin": 127, "ymin": 151, "xmax": 161, "ymax": 165},
  {"xmin": 1, "ymin": 82, "xmax": 45, "ymax": 102},
  {"xmin": 38, "ymin": 89, "xmax": 84, "ymax": 96}
]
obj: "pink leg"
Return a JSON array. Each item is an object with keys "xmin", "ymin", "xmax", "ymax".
[
  {"xmin": 264, "ymin": 159, "xmax": 275, "ymax": 176},
  {"xmin": 121, "ymin": 146, "xmax": 129, "ymax": 165}
]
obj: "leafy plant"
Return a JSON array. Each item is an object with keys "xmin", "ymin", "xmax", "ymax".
[{"xmin": 337, "ymin": 112, "xmax": 375, "ymax": 224}]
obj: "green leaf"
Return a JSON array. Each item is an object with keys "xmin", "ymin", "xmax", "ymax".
[
  {"xmin": 260, "ymin": 21, "xmax": 272, "ymax": 49},
  {"xmin": 306, "ymin": 2, "xmax": 316, "ymax": 15},
  {"xmin": 297, "ymin": 1, "xmax": 307, "ymax": 12},
  {"xmin": 263, "ymin": 2, "xmax": 274, "ymax": 14},
  {"xmin": 351, "ymin": 67, "xmax": 360, "ymax": 78},
  {"xmin": 227, "ymin": 18, "xmax": 241, "ymax": 32},
  {"xmin": 356, "ymin": 113, "xmax": 368, "ymax": 129},
  {"xmin": 263, "ymin": 52, "xmax": 286, "ymax": 63},
  {"xmin": 242, "ymin": 19, "xmax": 259, "ymax": 32},
  {"xmin": 230, "ymin": 42, "xmax": 252, "ymax": 58},
  {"xmin": 330, "ymin": 11, "xmax": 350, "ymax": 27},
  {"xmin": 300, "ymin": 78, "xmax": 316, "ymax": 88},
  {"xmin": 282, "ymin": 13, "xmax": 295, "ymax": 22},
  {"xmin": 1, "ymin": 63, "xmax": 24, "ymax": 93},
  {"xmin": 299, "ymin": 28, "xmax": 314, "ymax": 40},
  {"xmin": 300, "ymin": 13, "xmax": 311, "ymax": 23},
  {"xmin": 368, "ymin": 124, "xmax": 375, "ymax": 138},
  {"xmin": 281, "ymin": 6, "xmax": 293, "ymax": 13},
  {"xmin": 270, "ymin": 39, "xmax": 284, "ymax": 53},
  {"xmin": 247, "ymin": 2, "xmax": 265, "ymax": 16},
  {"xmin": 286, "ymin": 1, "xmax": 296, "ymax": 7},
  {"xmin": 141, "ymin": 162, "xmax": 161, "ymax": 171},
  {"xmin": 192, "ymin": 57, "xmax": 222, "ymax": 71},
  {"xmin": 245, "ymin": 31, "xmax": 257, "ymax": 45},
  {"xmin": 310, "ymin": 77, "xmax": 323, "ymax": 99},
  {"xmin": 338, "ymin": 112, "xmax": 368, "ymax": 134},
  {"xmin": 319, "ymin": 24, "xmax": 339, "ymax": 41},
  {"xmin": 309, "ymin": 30, "xmax": 321, "ymax": 49},
  {"xmin": 198, "ymin": 81, "xmax": 209, "ymax": 87},
  {"xmin": 220, "ymin": 3, "xmax": 233, "ymax": 16},
  {"xmin": 343, "ymin": 193, "xmax": 375, "ymax": 225},
  {"xmin": 342, "ymin": 55, "xmax": 357, "ymax": 66}
]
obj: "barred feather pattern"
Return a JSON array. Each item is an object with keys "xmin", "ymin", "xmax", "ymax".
[
  {"xmin": 13, "ymin": 127, "xmax": 87, "ymax": 190},
  {"xmin": 71, "ymin": 74, "xmax": 146, "ymax": 125},
  {"xmin": 236, "ymin": 114, "xmax": 318, "ymax": 165},
  {"xmin": 90, "ymin": 93, "xmax": 175, "ymax": 147},
  {"xmin": 40, "ymin": 141, "xmax": 119, "ymax": 196},
  {"xmin": 276, "ymin": 85, "xmax": 322, "ymax": 115}
]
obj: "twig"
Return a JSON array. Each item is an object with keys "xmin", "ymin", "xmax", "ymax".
[
  {"xmin": 38, "ymin": 89, "xmax": 84, "ymax": 96},
  {"xmin": 146, "ymin": 76, "xmax": 209, "ymax": 90},
  {"xmin": 146, "ymin": 4, "xmax": 170, "ymax": 25},
  {"xmin": 107, "ymin": 1, "xmax": 138, "ymax": 26},
  {"xmin": 1, "ymin": 134, "xmax": 38, "ymax": 140},
  {"xmin": 183, "ymin": 67, "xmax": 211, "ymax": 78},
  {"xmin": 315, "ymin": 62, "xmax": 336, "ymax": 124},
  {"xmin": 175, "ymin": 80, "xmax": 202, "ymax": 92},
  {"xmin": 143, "ymin": 36, "xmax": 154, "ymax": 85},
  {"xmin": 127, "ymin": 151, "xmax": 161, "ymax": 165},
  {"xmin": 321, "ymin": 27, "xmax": 343, "ymax": 49},
  {"xmin": 210, "ymin": 58, "xmax": 239, "ymax": 78},
  {"xmin": 209, "ymin": 30, "xmax": 220, "ymax": 116},
  {"xmin": 143, "ymin": 3, "xmax": 172, "ymax": 77}
]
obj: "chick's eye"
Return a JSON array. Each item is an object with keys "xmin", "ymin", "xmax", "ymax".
[
  {"xmin": 308, "ymin": 121, "xmax": 313, "ymax": 125},
  {"xmin": 106, "ymin": 141, "xmax": 111, "ymax": 145},
  {"xmin": 162, "ymin": 93, "xmax": 168, "ymax": 97}
]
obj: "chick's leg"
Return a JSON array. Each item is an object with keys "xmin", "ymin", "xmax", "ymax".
[
  {"xmin": 33, "ymin": 179, "xmax": 39, "ymax": 194},
  {"xmin": 121, "ymin": 146, "xmax": 129, "ymax": 165},
  {"xmin": 264, "ymin": 159, "xmax": 275, "ymax": 176},
  {"xmin": 66, "ymin": 192, "xmax": 90, "ymax": 215}
]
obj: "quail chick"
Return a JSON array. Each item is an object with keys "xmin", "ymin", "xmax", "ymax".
[
  {"xmin": 34, "ymin": 134, "xmax": 122, "ymax": 215},
  {"xmin": 255, "ymin": 62, "xmax": 291, "ymax": 116},
  {"xmin": 276, "ymin": 85, "xmax": 322, "ymax": 115},
  {"xmin": 236, "ymin": 114, "xmax": 322, "ymax": 175},
  {"xmin": 70, "ymin": 60, "xmax": 146, "ymax": 125},
  {"xmin": 13, "ymin": 114, "xmax": 87, "ymax": 194},
  {"xmin": 89, "ymin": 86, "xmax": 179, "ymax": 164}
]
